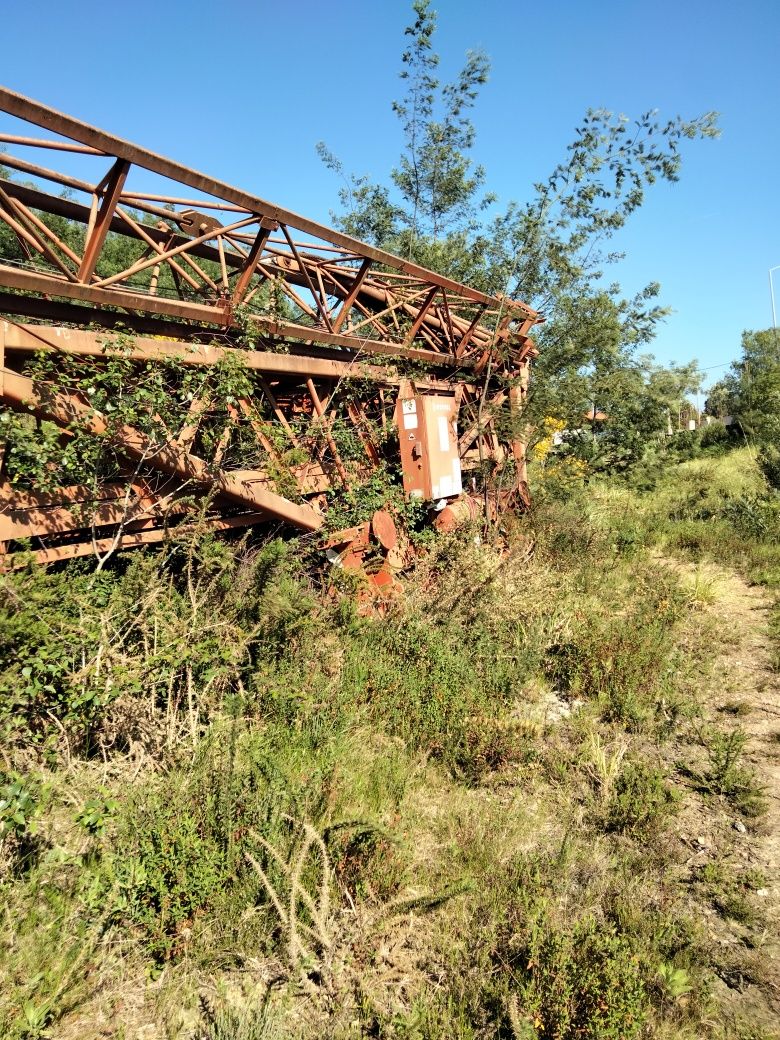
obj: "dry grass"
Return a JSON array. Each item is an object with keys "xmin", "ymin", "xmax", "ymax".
[{"xmin": 2, "ymin": 450, "xmax": 780, "ymax": 1038}]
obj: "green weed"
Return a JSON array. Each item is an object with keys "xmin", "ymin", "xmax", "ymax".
[
  {"xmin": 194, "ymin": 990, "xmax": 283, "ymax": 1040},
  {"xmin": 505, "ymin": 915, "xmax": 649, "ymax": 1040},
  {"xmin": 697, "ymin": 728, "xmax": 766, "ymax": 817},
  {"xmin": 604, "ymin": 760, "xmax": 679, "ymax": 835},
  {"xmin": 0, "ymin": 880, "xmax": 107, "ymax": 1039}
]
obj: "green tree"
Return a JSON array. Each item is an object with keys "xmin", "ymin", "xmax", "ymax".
[
  {"xmin": 317, "ymin": 0, "xmax": 493, "ymax": 282},
  {"xmin": 558, "ymin": 353, "xmax": 703, "ymax": 472},
  {"xmin": 706, "ymin": 328, "xmax": 780, "ymax": 441},
  {"xmin": 319, "ymin": 0, "xmax": 719, "ymax": 452}
]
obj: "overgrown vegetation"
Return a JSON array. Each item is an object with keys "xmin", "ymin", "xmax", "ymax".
[
  {"xmin": 3, "ymin": 5, "xmax": 778, "ymax": 1038},
  {"xmin": 1, "ymin": 444, "xmax": 779, "ymax": 1038}
]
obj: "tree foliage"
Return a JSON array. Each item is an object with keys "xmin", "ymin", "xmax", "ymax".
[
  {"xmin": 318, "ymin": 0, "xmax": 718, "ymax": 453},
  {"xmin": 706, "ymin": 328, "xmax": 780, "ymax": 442}
]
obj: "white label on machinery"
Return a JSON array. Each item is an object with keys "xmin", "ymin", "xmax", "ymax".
[
  {"xmin": 439, "ymin": 474, "xmax": 454, "ymax": 497},
  {"xmin": 438, "ymin": 415, "xmax": 450, "ymax": 452},
  {"xmin": 402, "ymin": 399, "xmax": 418, "ymax": 429},
  {"xmin": 452, "ymin": 456, "xmax": 462, "ymax": 494}
]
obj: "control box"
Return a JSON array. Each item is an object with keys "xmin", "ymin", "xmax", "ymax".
[{"xmin": 394, "ymin": 391, "xmax": 463, "ymax": 502}]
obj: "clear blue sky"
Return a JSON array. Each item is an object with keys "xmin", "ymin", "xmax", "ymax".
[{"xmin": 1, "ymin": 0, "xmax": 777, "ymax": 390}]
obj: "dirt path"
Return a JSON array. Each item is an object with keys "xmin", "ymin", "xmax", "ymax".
[{"xmin": 679, "ymin": 561, "xmax": 780, "ymax": 1023}]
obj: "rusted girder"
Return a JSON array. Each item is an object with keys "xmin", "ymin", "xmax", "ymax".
[
  {"xmin": 0, "ymin": 88, "xmax": 541, "ymax": 370},
  {"xmin": 0, "ymin": 87, "xmax": 537, "ymax": 316},
  {"xmin": 0, "ymin": 88, "xmax": 542, "ymax": 568},
  {"xmin": 0, "ymin": 321, "xmax": 460, "ymax": 391},
  {"xmin": 2, "ymin": 367, "xmax": 323, "ymax": 532}
]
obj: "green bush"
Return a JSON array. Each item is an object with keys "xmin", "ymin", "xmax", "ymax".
[
  {"xmin": 545, "ymin": 592, "xmax": 682, "ymax": 730},
  {"xmin": 0, "ymin": 772, "xmax": 42, "ymax": 872},
  {"xmin": 757, "ymin": 444, "xmax": 780, "ymax": 491},
  {"xmin": 101, "ymin": 720, "xmax": 406, "ymax": 965},
  {"xmin": 339, "ymin": 597, "xmax": 538, "ymax": 773},
  {"xmin": 605, "ymin": 761, "xmax": 679, "ymax": 834},
  {"xmin": 329, "ymin": 824, "xmax": 406, "ymax": 902},
  {"xmin": 0, "ymin": 566, "xmax": 111, "ymax": 750},
  {"xmin": 510, "ymin": 916, "xmax": 649, "ymax": 1040},
  {"xmin": 722, "ymin": 495, "xmax": 780, "ymax": 543},
  {"xmin": 697, "ymin": 727, "xmax": 766, "ymax": 817},
  {"xmin": 699, "ymin": 422, "xmax": 734, "ymax": 452},
  {"xmin": 0, "ymin": 774, "xmax": 39, "ymax": 841},
  {"xmin": 104, "ymin": 725, "xmax": 337, "ymax": 963}
]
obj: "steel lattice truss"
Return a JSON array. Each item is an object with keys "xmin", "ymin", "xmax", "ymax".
[{"xmin": 0, "ymin": 88, "xmax": 542, "ymax": 574}]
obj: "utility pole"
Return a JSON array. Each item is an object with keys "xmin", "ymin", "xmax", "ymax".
[{"xmin": 770, "ymin": 265, "xmax": 780, "ymax": 352}]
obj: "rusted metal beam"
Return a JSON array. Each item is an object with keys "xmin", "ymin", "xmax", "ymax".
[
  {"xmin": 0, "ymin": 190, "xmax": 78, "ymax": 281},
  {"xmin": 0, "ymin": 290, "xmax": 213, "ymax": 340},
  {"xmin": 114, "ymin": 206, "xmax": 204, "ymax": 292},
  {"xmin": 0, "ymin": 181, "xmax": 243, "ymax": 271},
  {"xmin": 256, "ymin": 376, "xmax": 300, "ymax": 448},
  {"xmin": 345, "ymin": 400, "xmax": 381, "ymax": 465},
  {"xmin": 0, "ymin": 480, "xmax": 171, "ymax": 541},
  {"xmin": 0, "ymin": 177, "xmax": 536, "ymax": 368},
  {"xmin": 0, "ymin": 265, "xmax": 464, "ymax": 368},
  {"xmin": 0, "ymin": 87, "xmax": 540, "ymax": 316},
  {"xmin": 404, "ymin": 286, "xmax": 439, "ymax": 346},
  {"xmin": 0, "ymin": 262, "xmax": 228, "ymax": 323},
  {"xmin": 1, "ymin": 322, "xmax": 461, "ymax": 390},
  {"xmin": 458, "ymin": 390, "xmax": 508, "ymax": 455},
  {"xmin": 0, "ymin": 89, "xmax": 544, "ymax": 558},
  {"xmin": 456, "ymin": 305, "xmax": 488, "ymax": 358},
  {"xmin": 0, "ymin": 262, "xmax": 476, "ymax": 368},
  {"xmin": 78, "ymin": 159, "xmax": 130, "ymax": 281},
  {"xmin": 0, "ymin": 149, "xmax": 95, "ymax": 195},
  {"xmin": 2, "ymin": 367, "xmax": 324, "ymax": 532},
  {"xmin": 231, "ymin": 218, "xmax": 276, "ymax": 306},
  {"xmin": 0, "ymin": 511, "xmax": 269, "ymax": 570},
  {"xmin": 91, "ymin": 214, "xmax": 258, "ymax": 289},
  {"xmin": 306, "ymin": 378, "xmax": 349, "ymax": 486},
  {"xmin": 0, "ymin": 184, "xmax": 82, "ymax": 268},
  {"xmin": 508, "ymin": 382, "xmax": 528, "ymax": 491},
  {"xmin": 0, "ymin": 132, "xmax": 106, "ymax": 155},
  {"xmin": 279, "ymin": 223, "xmax": 334, "ymax": 331}
]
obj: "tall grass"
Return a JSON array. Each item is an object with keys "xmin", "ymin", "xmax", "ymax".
[{"xmin": 0, "ymin": 447, "xmax": 777, "ymax": 1038}]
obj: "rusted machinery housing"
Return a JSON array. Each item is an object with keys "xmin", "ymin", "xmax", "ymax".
[{"xmin": 0, "ymin": 88, "xmax": 541, "ymax": 576}]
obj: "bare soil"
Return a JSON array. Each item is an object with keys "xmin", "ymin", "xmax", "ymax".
[{"xmin": 673, "ymin": 559, "xmax": 780, "ymax": 1030}]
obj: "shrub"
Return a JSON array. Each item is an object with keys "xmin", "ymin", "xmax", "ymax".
[
  {"xmin": 757, "ymin": 444, "xmax": 780, "ymax": 491},
  {"xmin": 704, "ymin": 728, "xmax": 749, "ymax": 795},
  {"xmin": 699, "ymin": 422, "xmax": 733, "ymax": 452},
  {"xmin": 697, "ymin": 727, "xmax": 766, "ymax": 817},
  {"xmin": 509, "ymin": 915, "xmax": 649, "ymax": 1040},
  {"xmin": 0, "ymin": 772, "xmax": 42, "ymax": 872},
  {"xmin": 605, "ymin": 760, "xmax": 679, "ymax": 834},
  {"xmin": 722, "ymin": 496, "xmax": 780, "ymax": 542},
  {"xmin": 329, "ymin": 824, "xmax": 406, "ymax": 902},
  {"xmin": 0, "ymin": 566, "xmax": 110, "ymax": 751},
  {"xmin": 104, "ymin": 725, "xmax": 337, "ymax": 963},
  {"xmin": 545, "ymin": 592, "xmax": 682, "ymax": 730},
  {"xmin": 456, "ymin": 714, "xmax": 539, "ymax": 782},
  {"xmin": 102, "ymin": 721, "xmax": 406, "ymax": 965}
]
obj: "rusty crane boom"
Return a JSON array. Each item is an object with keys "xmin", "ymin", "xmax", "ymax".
[{"xmin": 0, "ymin": 88, "xmax": 541, "ymax": 579}]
